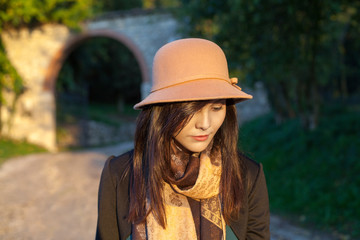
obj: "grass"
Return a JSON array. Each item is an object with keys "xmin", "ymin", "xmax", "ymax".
[
  {"xmin": 239, "ymin": 104, "xmax": 360, "ymax": 238},
  {"xmin": 0, "ymin": 138, "xmax": 47, "ymax": 165}
]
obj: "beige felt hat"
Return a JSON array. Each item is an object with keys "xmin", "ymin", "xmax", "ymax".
[{"xmin": 134, "ymin": 38, "xmax": 252, "ymax": 109}]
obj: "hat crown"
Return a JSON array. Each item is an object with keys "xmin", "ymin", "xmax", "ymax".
[
  {"xmin": 134, "ymin": 38, "xmax": 252, "ymax": 109},
  {"xmin": 152, "ymin": 38, "xmax": 230, "ymax": 91}
]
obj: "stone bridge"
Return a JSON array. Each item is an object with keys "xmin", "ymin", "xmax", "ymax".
[{"xmin": 1, "ymin": 10, "xmax": 179, "ymax": 151}]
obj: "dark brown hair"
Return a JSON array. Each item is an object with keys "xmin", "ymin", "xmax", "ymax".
[{"xmin": 127, "ymin": 100, "xmax": 245, "ymax": 228}]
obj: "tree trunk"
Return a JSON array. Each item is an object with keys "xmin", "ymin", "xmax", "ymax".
[
  {"xmin": 0, "ymin": 102, "xmax": 2, "ymax": 136},
  {"xmin": 307, "ymin": 0, "xmax": 321, "ymax": 130},
  {"xmin": 264, "ymin": 82, "xmax": 286, "ymax": 124},
  {"xmin": 279, "ymin": 81, "xmax": 296, "ymax": 119},
  {"xmin": 338, "ymin": 18, "xmax": 351, "ymax": 99},
  {"xmin": 339, "ymin": 44, "xmax": 349, "ymax": 99},
  {"xmin": 0, "ymin": 84, "xmax": 3, "ymax": 136}
]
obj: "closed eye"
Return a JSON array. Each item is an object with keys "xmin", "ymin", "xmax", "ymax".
[{"xmin": 212, "ymin": 104, "xmax": 224, "ymax": 111}]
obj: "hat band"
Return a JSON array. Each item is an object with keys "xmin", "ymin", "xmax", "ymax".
[{"xmin": 151, "ymin": 77, "xmax": 241, "ymax": 93}]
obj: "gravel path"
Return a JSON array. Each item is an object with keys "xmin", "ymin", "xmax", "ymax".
[{"xmin": 0, "ymin": 142, "xmax": 337, "ymax": 240}]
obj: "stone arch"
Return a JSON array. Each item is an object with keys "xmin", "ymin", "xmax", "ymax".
[
  {"xmin": 45, "ymin": 30, "xmax": 149, "ymax": 149},
  {"xmin": 0, "ymin": 12, "xmax": 179, "ymax": 151},
  {"xmin": 43, "ymin": 29, "xmax": 150, "ymax": 92}
]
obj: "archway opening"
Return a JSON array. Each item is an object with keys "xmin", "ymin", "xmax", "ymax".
[{"xmin": 55, "ymin": 37, "xmax": 141, "ymax": 149}]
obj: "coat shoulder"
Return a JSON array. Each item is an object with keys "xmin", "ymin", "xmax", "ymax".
[
  {"xmin": 238, "ymin": 152, "xmax": 260, "ymax": 173},
  {"xmin": 105, "ymin": 150, "xmax": 134, "ymax": 182},
  {"xmin": 238, "ymin": 152, "xmax": 263, "ymax": 192}
]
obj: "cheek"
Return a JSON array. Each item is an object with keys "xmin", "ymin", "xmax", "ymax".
[
  {"xmin": 213, "ymin": 110, "xmax": 226, "ymax": 131},
  {"xmin": 173, "ymin": 127, "xmax": 191, "ymax": 151},
  {"xmin": 173, "ymin": 119, "xmax": 191, "ymax": 138}
]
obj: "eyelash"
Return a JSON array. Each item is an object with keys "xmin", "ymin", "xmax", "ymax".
[{"xmin": 212, "ymin": 105, "xmax": 223, "ymax": 111}]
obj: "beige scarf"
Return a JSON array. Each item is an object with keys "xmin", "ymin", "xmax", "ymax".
[{"xmin": 132, "ymin": 142, "xmax": 225, "ymax": 240}]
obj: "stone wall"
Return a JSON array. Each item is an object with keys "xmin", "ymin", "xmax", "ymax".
[
  {"xmin": 1, "ymin": 25, "xmax": 71, "ymax": 151},
  {"xmin": 87, "ymin": 120, "xmax": 136, "ymax": 146}
]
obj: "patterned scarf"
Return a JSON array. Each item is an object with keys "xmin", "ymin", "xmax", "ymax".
[{"xmin": 132, "ymin": 140, "xmax": 225, "ymax": 240}]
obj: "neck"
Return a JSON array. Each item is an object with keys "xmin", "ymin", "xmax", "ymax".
[{"xmin": 172, "ymin": 138, "xmax": 195, "ymax": 155}]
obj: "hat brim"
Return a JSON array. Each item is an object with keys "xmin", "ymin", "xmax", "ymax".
[{"xmin": 134, "ymin": 79, "xmax": 252, "ymax": 109}]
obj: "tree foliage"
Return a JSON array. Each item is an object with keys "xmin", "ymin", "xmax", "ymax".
[
  {"xmin": 143, "ymin": 0, "xmax": 180, "ymax": 8},
  {"xmin": 56, "ymin": 37, "xmax": 142, "ymax": 105},
  {"xmin": 0, "ymin": 38, "xmax": 23, "ymax": 133},
  {"xmin": 0, "ymin": 0, "xmax": 97, "ymax": 30},
  {"xmin": 178, "ymin": 0, "xmax": 360, "ymax": 129},
  {"xmin": 100, "ymin": 0, "xmax": 142, "ymax": 12}
]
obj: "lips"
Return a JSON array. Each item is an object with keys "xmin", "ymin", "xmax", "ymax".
[{"xmin": 192, "ymin": 135, "xmax": 209, "ymax": 141}]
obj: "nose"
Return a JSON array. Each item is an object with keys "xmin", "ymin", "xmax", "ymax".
[{"xmin": 195, "ymin": 109, "xmax": 210, "ymax": 131}]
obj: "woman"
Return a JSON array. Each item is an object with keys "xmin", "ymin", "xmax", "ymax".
[{"xmin": 96, "ymin": 38, "xmax": 270, "ymax": 239}]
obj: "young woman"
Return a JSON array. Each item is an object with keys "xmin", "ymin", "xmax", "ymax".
[{"xmin": 96, "ymin": 38, "xmax": 270, "ymax": 240}]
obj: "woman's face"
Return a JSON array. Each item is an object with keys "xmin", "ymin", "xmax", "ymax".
[{"xmin": 174, "ymin": 100, "xmax": 226, "ymax": 153}]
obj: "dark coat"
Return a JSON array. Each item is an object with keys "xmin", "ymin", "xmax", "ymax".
[{"xmin": 96, "ymin": 150, "xmax": 270, "ymax": 240}]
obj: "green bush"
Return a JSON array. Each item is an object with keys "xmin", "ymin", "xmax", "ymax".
[
  {"xmin": 0, "ymin": 138, "xmax": 46, "ymax": 165},
  {"xmin": 239, "ymin": 105, "xmax": 360, "ymax": 238}
]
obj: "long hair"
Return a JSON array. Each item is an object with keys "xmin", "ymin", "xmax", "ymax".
[{"xmin": 127, "ymin": 100, "xmax": 245, "ymax": 228}]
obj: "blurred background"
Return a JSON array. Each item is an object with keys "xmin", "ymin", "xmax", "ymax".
[{"xmin": 0, "ymin": 0, "xmax": 359, "ymax": 239}]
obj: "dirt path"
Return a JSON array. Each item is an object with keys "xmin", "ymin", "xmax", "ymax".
[{"xmin": 0, "ymin": 142, "xmax": 337, "ymax": 240}]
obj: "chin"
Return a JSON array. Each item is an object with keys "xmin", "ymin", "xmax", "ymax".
[{"xmin": 186, "ymin": 142, "xmax": 210, "ymax": 153}]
